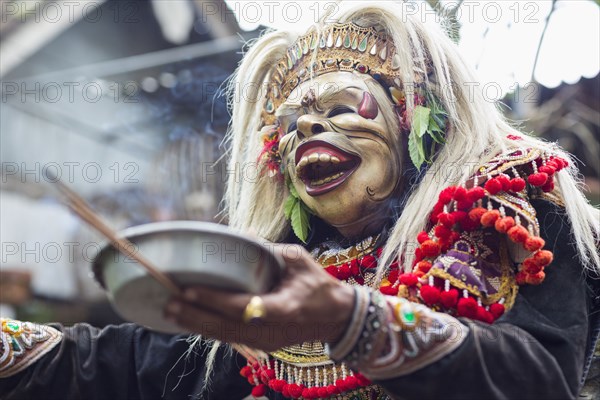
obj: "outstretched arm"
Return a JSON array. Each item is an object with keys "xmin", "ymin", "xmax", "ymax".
[{"xmin": 0, "ymin": 322, "xmax": 250, "ymax": 400}]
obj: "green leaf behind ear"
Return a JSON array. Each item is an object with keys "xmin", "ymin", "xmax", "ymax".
[
  {"xmin": 284, "ymin": 194, "xmax": 296, "ymax": 219},
  {"xmin": 291, "ymin": 201, "xmax": 311, "ymax": 243},
  {"xmin": 428, "ymin": 117, "xmax": 446, "ymax": 144},
  {"xmin": 411, "ymin": 106, "xmax": 431, "ymax": 138},
  {"xmin": 408, "ymin": 131, "xmax": 425, "ymax": 169}
]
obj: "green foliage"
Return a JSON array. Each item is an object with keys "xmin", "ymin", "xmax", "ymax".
[
  {"xmin": 409, "ymin": 106, "xmax": 430, "ymax": 168},
  {"xmin": 284, "ymin": 177, "xmax": 312, "ymax": 243},
  {"xmin": 408, "ymin": 95, "xmax": 448, "ymax": 169}
]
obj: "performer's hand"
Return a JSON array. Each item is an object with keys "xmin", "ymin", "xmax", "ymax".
[{"xmin": 163, "ymin": 244, "xmax": 355, "ymax": 351}]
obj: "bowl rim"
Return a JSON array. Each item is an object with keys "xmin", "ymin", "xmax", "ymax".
[{"xmin": 91, "ymin": 220, "xmax": 285, "ymax": 289}]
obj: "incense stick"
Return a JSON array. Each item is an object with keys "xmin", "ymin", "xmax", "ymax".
[{"xmin": 47, "ymin": 173, "xmax": 182, "ymax": 296}]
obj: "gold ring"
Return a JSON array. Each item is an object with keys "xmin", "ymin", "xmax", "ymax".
[{"xmin": 242, "ymin": 296, "xmax": 267, "ymax": 324}]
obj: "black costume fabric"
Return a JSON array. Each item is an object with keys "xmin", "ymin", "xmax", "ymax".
[
  {"xmin": 0, "ymin": 324, "xmax": 250, "ymax": 400},
  {"xmin": 1, "ymin": 200, "xmax": 599, "ymax": 400}
]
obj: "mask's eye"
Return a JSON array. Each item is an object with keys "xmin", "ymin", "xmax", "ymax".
[
  {"xmin": 287, "ymin": 121, "xmax": 298, "ymax": 134},
  {"xmin": 327, "ymin": 106, "xmax": 355, "ymax": 118}
]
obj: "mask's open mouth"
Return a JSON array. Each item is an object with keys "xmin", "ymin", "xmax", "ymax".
[{"xmin": 295, "ymin": 140, "xmax": 361, "ymax": 196}]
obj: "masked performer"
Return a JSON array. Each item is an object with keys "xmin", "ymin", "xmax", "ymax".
[{"xmin": 2, "ymin": 4, "xmax": 600, "ymax": 400}]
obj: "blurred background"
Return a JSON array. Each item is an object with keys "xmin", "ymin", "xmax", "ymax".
[{"xmin": 0, "ymin": 0, "xmax": 598, "ymax": 383}]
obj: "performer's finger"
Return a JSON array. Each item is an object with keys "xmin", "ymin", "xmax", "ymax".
[{"xmin": 180, "ymin": 286, "xmax": 290, "ymax": 324}]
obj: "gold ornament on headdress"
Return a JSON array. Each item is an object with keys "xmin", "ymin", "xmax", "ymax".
[{"xmin": 261, "ymin": 22, "xmax": 405, "ymax": 127}]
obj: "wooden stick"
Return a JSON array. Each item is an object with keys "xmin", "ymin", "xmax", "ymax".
[{"xmin": 47, "ymin": 174, "xmax": 182, "ymax": 296}]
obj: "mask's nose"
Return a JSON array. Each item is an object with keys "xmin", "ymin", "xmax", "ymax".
[{"xmin": 297, "ymin": 115, "xmax": 331, "ymax": 139}]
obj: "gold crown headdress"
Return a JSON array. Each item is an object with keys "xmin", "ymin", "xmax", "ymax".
[{"xmin": 261, "ymin": 22, "xmax": 406, "ymax": 127}]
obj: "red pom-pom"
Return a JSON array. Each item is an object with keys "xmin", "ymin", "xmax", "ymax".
[
  {"xmin": 546, "ymin": 160, "xmax": 559, "ymax": 170},
  {"xmin": 240, "ymin": 366, "xmax": 252, "ymax": 378},
  {"xmin": 526, "ymin": 270, "xmax": 546, "ymax": 285},
  {"xmin": 438, "ymin": 213, "xmax": 456, "ymax": 228},
  {"xmin": 439, "ymin": 187, "xmax": 457, "ymax": 204},
  {"xmin": 485, "ymin": 178, "xmax": 503, "ymax": 194},
  {"xmin": 558, "ymin": 158, "xmax": 568, "ymax": 169},
  {"xmin": 416, "ymin": 260, "xmax": 433, "ymax": 273},
  {"xmin": 360, "ymin": 255, "xmax": 377, "ymax": 269},
  {"xmin": 337, "ymin": 264, "xmax": 351, "ymax": 280},
  {"xmin": 541, "ymin": 179, "xmax": 555, "ymax": 193},
  {"xmin": 420, "ymin": 285, "xmax": 441, "ymax": 305},
  {"xmin": 326, "ymin": 385, "xmax": 339, "ymax": 396},
  {"xmin": 453, "ymin": 187, "xmax": 468, "ymax": 202},
  {"xmin": 468, "ymin": 207, "xmax": 486, "ymax": 222},
  {"xmin": 560, "ymin": 158, "xmax": 568, "ymax": 168},
  {"xmin": 430, "ymin": 202, "xmax": 445, "ymax": 223},
  {"xmin": 414, "ymin": 247, "xmax": 423, "ymax": 262},
  {"xmin": 495, "ymin": 216, "xmax": 515, "ymax": 233},
  {"xmin": 528, "ymin": 172, "xmax": 548, "ymax": 187},
  {"xmin": 515, "ymin": 271, "xmax": 528, "ymax": 285},
  {"xmin": 248, "ymin": 376, "xmax": 257, "ymax": 385},
  {"xmin": 457, "ymin": 297, "xmax": 478, "ymax": 318},
  {"xmin": 421, "ymin": 240, "xmax": 441, "ymax": 258},
  {"xmin": 325, "ymin": 265, "xmax": 338, "ymax": 278},
  {"xmin": 481, "ymin": 210, "xmax": 501, "ymax": 227},
  {"xmin": 489, "ymin": 303, "xmax": 506, "ymax": 319},
  {"xmin": 434, "ymin": 225, "xmax": 452, "ymax": 239},
  {"xmin": 451, "ymin": 211, "xmax": 468, "ymax": 223},
  {"xmin": 349, "ymin": 259, "xmax": 360, "ymax": 276},
  {"xmin": 282, "ymin": 384, "xmax": 291, "ymax": 398},
  {"xmin": 461, "ymin": 218, "xmax": 480, "ymax": 232},
  {"xmin": 476, "ymin": 306, "xmax": 494, "ymax": 324},
  {"xmin": 457, "ymin": 199, "xmax": 474, "ymax": 210},
  {"xmin": 450, "ymin": 231, "xmax": 461, "ymax": 242},
  {"xmin": 417, "ymin": 231, "xmax": 430, "ymax": 244},
  {"xmin": 507, "ymin": 225, "xmax": 529, "ymax": 243},
  {"xmin": 335, "ymin": 379, "xmax": 348, "ymax": 392},
  {"xmin": 387, "ymin": 269, "xmax": 399, "ymax": 284},
  {"xmin": 510, "ymin": 177, "xmax": 526, "ymax": 192},
  {"xmin": 399, "ymin": 273, "xmax": 419, "ymax": 287},
  {"xmin": 554, "ymin": 157, "xmax": 568, "ymax": 170},
  {"xmin": 317, "ymin": 387, "xmax": 329, "ymax": 398},
  {"xmin": 260, "ymin": 369, "xmax": 275, "ymax": 384},
  {"xmin": 467, "ymin": 187, "xmax": 486, "ymax": 202},
  {"xmin": 497, "ymin": 175, "xmax": 511, "ymax": 191},
  {"xmin": 440, "ymin": 288, "xmax": 459, "ymax": 308},
  {"xmin": 345, "ymin": 376, "xmax": 359, "ymax": 390},
  {"xmin": 533, "ymin": 250, "xmax": 553, "ymax": 266},
  {"xmin": 252, "ymin": 384, "xmax": 267, "ymax": 398},
  {"xmin": 301, "ymin": 388, "xmax": 313, "ymax": 399},
  {"xmin": 539, "ymin": 165, "xmax": 555, "ymax": 176},
  {"xmin": 414, "ymin": 270, "xmax": 425, "ymax": 278},
  {"xmin": 541, "ymin": 165, "xmax": 556, "ymax": 178},
  {"xmin": 270, "ymin": 379, "xmax": 286, "ymax": 392},
  {"xmin": 380, "ymin": 285, "xmax": 399, "ymax": 295},
  {"xmin": 522, "ymin": 258, "xmax": 542, "ymax": 274},
  {"xmin": 288, "ymin": 383, "xmax": 304, "ymax": 398},
  {"xmin": 524, "ymin": 236, "xmax": 545, "ymax": 252}
]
